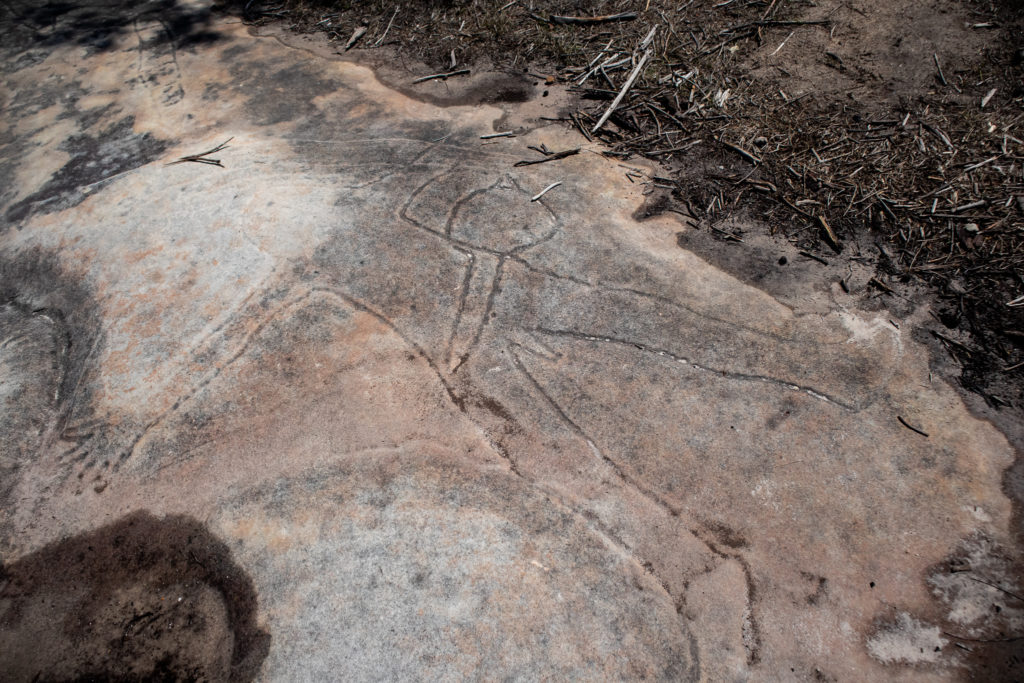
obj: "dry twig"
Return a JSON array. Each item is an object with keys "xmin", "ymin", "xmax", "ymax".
[
  {"xmin": 550, "ymin": 12, "xmax": 638, "ymax": 25},
  {"xmin": 412, "ymin": 69, "xmax": 470, "ymax": 84},
  {"xmin": 593, "ymin": 45, "xmax": 653, "ymax": 133},
  {"xmin": 514, "ymin": 148, "xmax": 581, "ymax": 167},
  {"xmin": 166, "ymin": 138, "xmax": 233, "ymax": 168},
  {"xmin": 531, "ymin": 181, "xmax": 562, "ymax": 201}
]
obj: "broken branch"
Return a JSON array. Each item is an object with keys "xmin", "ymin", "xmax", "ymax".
[
  {"xmin": 550, "ymin": 12, "xmax": 638, "ymax": 25},
  {"xmin": 531, "ymin": 181, "xmax": 562, "ymax": 202},
  {"xmin": 166, "ymin": 137, "xmax": 233, "ymax": 168},
  {"xmin": 897, "ymin": 415, "xmax": 929, "ymax": 437},
  {"xmin": 817, "ymin": 215, "xmax": 842, "ymax": 252},
  {"xmin": 412, "ymin": 69, "xmax": 470, "ymax": 84},
  {"xmin": 718, "ymin": 138, "xmax": 762, "ymax": 165},
  {"xmin": 514, "ymin": 148, "xmax": 581, "ymax": 167},
  {"xmin": 592, "ymin": 48, "xmax": 652, "ymax": 134}
]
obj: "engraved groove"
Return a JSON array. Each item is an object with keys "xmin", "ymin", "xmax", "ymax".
[{"xmin": 532, "ymin": 326, "xmax": 860, "ymax": 410}]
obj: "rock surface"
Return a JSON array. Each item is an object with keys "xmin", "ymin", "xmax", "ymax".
[{"xmin": 0, "ymin": 2, "xmax": 1020, "ymax": 680}]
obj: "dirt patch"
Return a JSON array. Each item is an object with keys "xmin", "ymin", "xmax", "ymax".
[{"xmin": 0, "ymin": 512, "xmax": 270, "ymax": 682}]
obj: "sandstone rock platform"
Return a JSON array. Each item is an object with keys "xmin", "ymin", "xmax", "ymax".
[{"xmin": 1, "ymin": 2, "xmax": 1020, "ymax": 680}]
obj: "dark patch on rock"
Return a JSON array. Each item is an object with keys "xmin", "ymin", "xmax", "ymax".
[
  {"xmin": 799, "ymin": 572, "xmax": 828, "ymax": 606},
  {"xmin": 473, "ymin": 394, "xmax": 517, "ymax": 425},
  {"xmin": 202, "ymin": 80, "xmax": 228, "ymax": 102},
  {"xmin": 0, "ymin": 248, "xmax": 101, "ymax": 513},
  {"xmin": 633, "ymin": 192, "xmax": 677, "ymax": 222},
  {"xmin": 0, "ymin": 248, "xmax": 100, "ymax": 393},
  {"xmin": 421, "ymin": 71, "xmax": 535, "ymax": 107},
  {"xmin": 0, "ymin": 143, "xmax": 30, "ymax": 232},
  {"xmin": 5, "ymin": 116, "xmax": 168, "ymax": 225},
  {"xmin": 219, "ymin": 42, "xmax": 252, "ymax": 61},
  {"xmin": 764, "ymin": 398, "xmax": 799, "ymax": 431},
  {"xmin": 673, "ymin": 225, "xmax": 850, "ymax": 306},
  {"xmin": 0, "ymin": 77, "xmax": 72, "ymax": 211},
  {"xmin": 924, "ymin": 535, "xmax": 1024, "ymax": 682},
  {"xmin": 704, "ymin": 519, "xmax": 749, "ymax": 549},
  {"xmin": 812, "ymin": 667, "xmax": 838, "ymax": 682},
  {"xmin": 59, "ymin": 101, "xmax": 115, "ymax": 130},
  {"xmin": 226, "ymin": 59, "xmax": 342, "ymax": 126},
  {"xmin": 0, "ymin": 1, "xmax": 217, "ymax": 58},
  {"xmin": 3, "ymin": 48, "xmax": 49, "ymax": 73},
  {"xmin": 676, "ymin": 229, "xmax": 777, "ymax": 286},
  {"xmin": 329, "ymin": 48, "xmax": 536, "ymax": 109},
  {"xmin": 0, "ymin": 511, "xmax": 270, "ymax": 682},
  {"xmin": 0, "ymin": 77, "xmax": 115, "ymax": 214},
  {"xmin": 1006, "ymin": 456, "xmax": 1024, "ymax": 547},
  {"xmin": 470, "ymin": 75, "xmax": 533, "ymax": 105}
]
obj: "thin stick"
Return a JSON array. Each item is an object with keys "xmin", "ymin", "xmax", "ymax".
[
  {"xmin": 480, "ymin": 132, "xmax": 515, "ymax": 139},
  {"xmin": 719, "ymin": 138, "xmax": 762, "ymax": 164},
  {"xmin": 817, "ymin": 215, "xmax": 842, "ymax": 252},
  {"xmin": 592, "ymin": 49, "xmax": 652, "ymax": 133},
  {"xmin": 770, "ymin": 30, "xmax": 794, "ymax": 57},
  {"xmin": 166, "ymin": 137, "xmax": 233, "ymax": 167},
  {"xmin": 953, "ymin": 200, "xmax": 987, "ymax": 213},
  {"xmin": 964, "ymin": 156, "xmax": 998, "ymax": 172},
  {"xmin": 869, "ymin": 277, "xmax": 895, "ymax": 294},
  {"xmin": 933, "ymin": 53, "xmax": 947, "ymax": 86},
  {"xmin": 798, "ymin": 250, "xmax": 828, "ymax": 265},
  {"xmin": 550, "ymin": 12, "xmax": 638, "ymax": 25},
  {"xmin": 965, "ymin": 575, "xmax": 1024, "ymax": 603},
  {"xmin": 373, "ymin": 7, "xmax": 398, "ymax": 47},
  {"xmin": 752, "ymin": 19, "xmax": 830, "ymax": 27},
  {"xmin": 639, "ymin": 25, "xmax": 658, "ymax": 49},
  {"xmin": 412, "ymin": 69, "xmax": 470, "ymax": 84},
  {"xmin": 897, "ymin": 415, "xmax": 929, "ymax": 437},
  {"xmin": 514, "ymin": 148, "xmax": 580, "ymax": 167},
  {"xmin": 531, "ymin": 182, "xmax": 562, "ymax": 202},
  {"xmin": 571, "ymin": 113, "xmax": 594, "ymax": 142}
]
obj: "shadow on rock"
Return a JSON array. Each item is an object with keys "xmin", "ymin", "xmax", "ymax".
[
  {"xmin": 0, "ymin": 511, "xmax": 270, "ymax": 682},
  {"xmin": 0, "ymin": 0, "xmax": 222, "ymax": 56}
]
